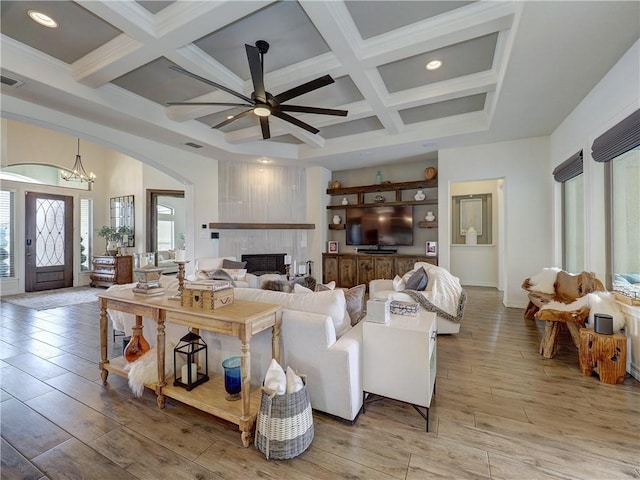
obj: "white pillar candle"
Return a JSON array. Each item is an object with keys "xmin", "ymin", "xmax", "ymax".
[
  {"xmin": 175, "ymin": 249, "xmax": 186, "ymax": 262},
  {"xmin": 298, "ymin": 264, "xmax": 306, "ymax": 275},
  {"xmin": 181, "ymin": 362, "xmax": 197, "ymax": 382},
  {"xmin": 284, "ymin": 255, "xmax": 291, "ymax": 265},
  {"xmin": 292, "ymin": 260, "xmax": 297, "ymax": 275}
]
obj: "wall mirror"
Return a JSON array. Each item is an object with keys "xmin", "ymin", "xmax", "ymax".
[
  {"xmin": 452, "ymin": 194, "xmax": 492, "ymax": 245},
  {"xmin": 110, "ymin": 195, "xmax": 135, "ymax": 247}
]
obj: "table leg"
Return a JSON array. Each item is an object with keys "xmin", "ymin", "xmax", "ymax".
[
  {"xmin": 156, "ymin": 311, "xmax": 166, "ymax": 409},
  {"xmin": 99, "ymin": 299, "xmax": 109, "ymax": 383},
  {"xmin": 539, "ymin": 321, "xmax": 560, "ymax": 358},
  {"xmin": 240, "ymin": 341, "xmax": 252, "ymax": 447},
  {"xmin": 272, "ymin": 311, "xmax": 282, "ymax": 364}
]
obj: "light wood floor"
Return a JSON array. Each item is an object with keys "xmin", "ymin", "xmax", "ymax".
[{"xmin": 1, "ymin": 287, "xmax": 638, "ymax": 480}]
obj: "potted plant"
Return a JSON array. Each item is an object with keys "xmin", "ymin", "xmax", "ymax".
[{"xmin": 96, "ymin": 226, "xmax": 117, "ymax": 255}]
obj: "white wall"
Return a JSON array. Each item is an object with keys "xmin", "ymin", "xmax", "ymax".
[
  {"xmin": 439, "ymin": 137, "xmax": 552, "ymax": 307},
  {"xmin": 0, "ymin": 97, "xmax": 215, "ymax": 293},
  {"xmin": 450, "ymin": 179, "xmax": 500, "ymax": 288},
  {"xmin": 549, "ymin": 39, "xmax": 640, "ymax": 379},
  {"xmin": 550, "ymin": 39, "xmax": 640, "ymax": 281}
]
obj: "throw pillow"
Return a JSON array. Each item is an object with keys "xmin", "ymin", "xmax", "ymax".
[
  {"xmin": 222, "ymin": 258, "xmax": 247, "ymax": 269},
  {"xmin": 222, "ymin": 268, "xmax": 247, "ymax": 281},
  {"xmin": 405, "ymin": 267, "xmax": 428, "ymax": 291},
  {"xmin": 264, "ymin": 359, "xmax": 286, "ymax": 395},
  {"xmin": 345, "ymin": 284, "xmax": 366, "ymax": 326},
  {"xmin": 392, "ymin": 275, "xmax": 405, "ymax": 291},
  {"xmin": 294, "ymin": 276, "xmax": 317, "ymax": 291},
  {"xmin": 315, "ymin": 281, "xmax": 336, "ymax": 292},
  {"xmin": 293, "ymin": 283, "xmax": 313, "ymax": 293},
  {"xmin": 262, "ymin": 279, "xmax": 292, "ymax": 292},
  {"xmin": 285, "ymin": 366, "xmax": 304, "ymax": 394},
  {"xmin": 195, "ymin": 268, "xmax": 236, "ymax": 287}
]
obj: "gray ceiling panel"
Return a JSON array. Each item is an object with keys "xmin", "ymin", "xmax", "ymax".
[
  {"xmin": 193, "ymin": 1, "xmax": 330, "ymax": 79},
  {"xmin": 346, "ymin": 1, "xmax": 475, "ymax": 39},
  {"xmin": 320, "ymin": 116, "xmax": 384, "ymax": 139},
  {"xmin": 399, "ymin": 93, "xmax": 486, "ymax": 124},
  {"xmin": 136, "ymin": 1, "xmax": 174, "ymax": 14},
  {"xmin": 379, "ymin": 33, "xmax": 498, "ymax": 93},
  {"xmin": 270, "ymin": 134, "xmax": 305, "ymax": 145},
  {"xmin": 112, "ymin": 57, "xmax": 215, "ymax": 105},
  {"xmin": 0, "ymin": 0, "xmax": 122, "ymax": 64}
]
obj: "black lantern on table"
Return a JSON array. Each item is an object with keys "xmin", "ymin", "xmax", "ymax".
[{"xmin": 173, "ymin": 330, "xmax": 209, "ymax": 390}]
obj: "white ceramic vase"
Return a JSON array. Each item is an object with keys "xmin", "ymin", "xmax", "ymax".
[
  {"xmin": 414, "ymin": 190, "xmax": 426, "ymax": 201},
  {"xmin": 333, "ymin": 215, "xmax": 342, "ymax": 225},
  {"xmin": 341, "ymin": 197, "xmax": 348, "ymax": 205},
  {"xmin": 425, "ymin": 211, "xmax": 435, "ymax": 222}
]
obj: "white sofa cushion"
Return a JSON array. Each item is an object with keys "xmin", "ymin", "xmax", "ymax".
[{"xmin": 234, "ymin": 287, "xmax": 350, "ymax": 338}]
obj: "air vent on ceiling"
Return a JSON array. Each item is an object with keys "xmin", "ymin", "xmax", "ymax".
[
  {"xmin": 1, "ymin": 75, "xmax": 24, "ymax": 87},
  {"xmin": 185, "ymin": 142, "xmax": 203, "ymax": 149}
]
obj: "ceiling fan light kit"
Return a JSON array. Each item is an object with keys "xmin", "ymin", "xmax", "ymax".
[{"xmin": 168, "ymin": 40, "xmax": 348, "ymax": 139}]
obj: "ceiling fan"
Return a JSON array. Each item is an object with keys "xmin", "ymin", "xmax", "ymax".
[{"xmin": 167, "ymin": 40, "xmax": 348, "ymax": 139}]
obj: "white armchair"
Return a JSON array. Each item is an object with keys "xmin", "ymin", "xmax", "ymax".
[{"xmin": 369, "ymin": 262, "xmax": 465, "ymax": 334}]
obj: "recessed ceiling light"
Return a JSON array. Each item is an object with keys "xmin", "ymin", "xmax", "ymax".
[
  {"xmin": 425, "ymin": 60, "xmax": 442, "ymax": 71},
  {"xmin": 28, "ymin": 10, "xmax": 58, "ymax": 28},
  {"xmin": 260, "ymin": 158, "xmax": 270, "ymax": 164},
  {"xmin": 226, "ymin": 115, "xmax": 234, "ymax": 119}
]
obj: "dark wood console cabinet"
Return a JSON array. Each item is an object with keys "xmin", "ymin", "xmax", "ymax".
[
  {"xmin": 322, "ymin": 253, "xmax": 437, "ymax": 288},
  {"xmin": 90, "ymin": 255, "xmax": 133, "ymax": 288}
]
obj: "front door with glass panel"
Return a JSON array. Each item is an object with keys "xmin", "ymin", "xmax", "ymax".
[{"xmin": 25, "ymin": 192, "xmax": 73, "ymax": 291}]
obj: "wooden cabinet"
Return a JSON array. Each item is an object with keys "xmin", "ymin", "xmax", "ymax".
[
  {"xmin": 322, "ymin": 253, "xmax": 436, "ymax": 288},
  {"xmin": 90, "ymin": 255, "xmax": 133, "ymax": 288}
]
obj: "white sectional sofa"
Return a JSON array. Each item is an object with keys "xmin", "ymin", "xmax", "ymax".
[{"xmin": 108, "ymin": 275, "xmax": 364, "ymax": 422}]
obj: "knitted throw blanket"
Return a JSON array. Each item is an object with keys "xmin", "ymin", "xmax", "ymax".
[{"xmin": 402, "ymin": 289, "xmax": 468, "ymax": 324}]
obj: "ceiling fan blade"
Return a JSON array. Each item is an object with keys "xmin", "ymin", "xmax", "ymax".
[
  {"xmin": 272, "ymin": 111, "xmax": 319, "ymax": 135},
  {"xmin": 167, "ymin": 102, "xmax": 251, "ymax": 107},
  {"xmin": 280, "ymin": 105, "xmax": 348, "ymax": 116},
  {"xmin": 274, "ymin": 75, "xmax": 335, "ymax": 104},
  {"xmin": 260, "ymin": 116, "xmax": 271, "ymax": 139},
  {"xmin": 245, "ymin": 44, "xmax": 266, "ymax": 102},
  {"xmin": 211, "ymin": 109, "xmax": 253, "ymax": 129},
  {"xmin": 169, "ymin": 65, "xmax": 253, "ymax": 104}
]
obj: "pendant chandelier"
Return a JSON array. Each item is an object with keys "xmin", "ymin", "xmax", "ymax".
[{"xmin": 61, "ymin": 139, "xmax": 96, "ymax": 184}]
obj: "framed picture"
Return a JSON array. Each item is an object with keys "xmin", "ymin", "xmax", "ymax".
[
  {"xmin": 426, "ymin": 241, "xmax": 437, "ymax": 257},
  {"xmin": 460, "ymin": 197, "xmax": 483, "ymax": 236},
  {"xmin": 328, "ymin": 241, "xmax": 339, "ymax": 253}
]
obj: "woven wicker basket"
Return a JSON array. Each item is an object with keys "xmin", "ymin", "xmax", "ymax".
[{"xmin": 254, "ymin": 376, "xmax": 314, "ymax": 460}]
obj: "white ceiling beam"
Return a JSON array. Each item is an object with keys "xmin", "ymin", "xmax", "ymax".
[
  {"xmin": 301, "ymin": 1, "xmax": 400, "ymax": 135},
  {"xmin": 72, "ymin": 1, "xmax": 272, "ymax": 87}
]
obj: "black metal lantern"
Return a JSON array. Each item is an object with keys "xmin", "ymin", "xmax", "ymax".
[{"xmin": 173, "ymin": 330, "xmax": 209, "ymax": 391}]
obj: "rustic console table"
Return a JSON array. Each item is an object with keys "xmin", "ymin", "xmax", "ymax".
[{"xmin": 97, "ymin": 288, "xmax": 282, "ymax": 447}]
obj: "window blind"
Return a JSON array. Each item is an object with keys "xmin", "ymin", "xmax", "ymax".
[
  {"xmin": 0, "ymin": 190, "xmax": 15, "ymax": 277},
  {"xmin": 592, "ymin": 109, "xmax": 640, "ymax": 163},
  {"xmin": 553, "ymin": 150, "xmax": 583, "ymax": 182}
]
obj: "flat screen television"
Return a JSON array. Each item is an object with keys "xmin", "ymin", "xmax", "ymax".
[{"xmin": 345, "ymin": 205, "xmax": 414, "ymax": 246}]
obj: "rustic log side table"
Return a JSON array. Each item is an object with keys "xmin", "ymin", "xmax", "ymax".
[{"xmin": 579, "ymin": 328, "xmax": 627, "ymax": 384}]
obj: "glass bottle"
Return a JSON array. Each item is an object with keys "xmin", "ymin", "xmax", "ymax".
[
  {"xmin": 124, "ymin": 325, "xmax": 150, "ymax": 363},
  {"xmin": 375, "ymin": 171, "xmax": 382, "ymax": 185}
]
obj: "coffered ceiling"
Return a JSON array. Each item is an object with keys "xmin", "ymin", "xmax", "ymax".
[{"xmin": 1, "ymin": 1, "xmax": 638, "ymax": 170}]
